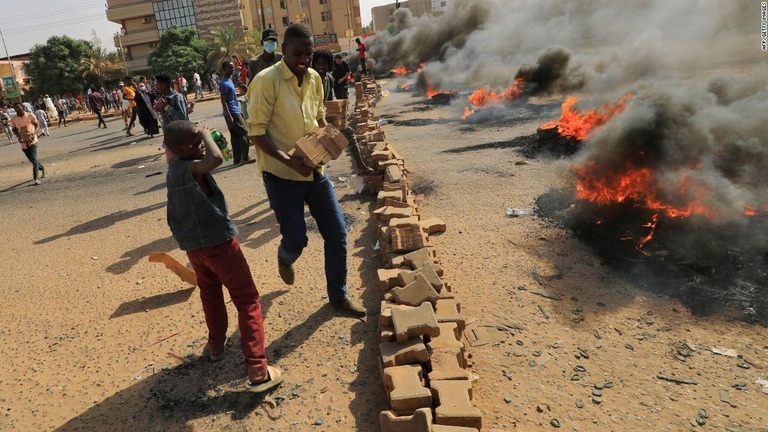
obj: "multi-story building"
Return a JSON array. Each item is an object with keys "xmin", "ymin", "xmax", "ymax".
[
  {"xmin": 106, "ymin": 0, "xmax": 253, "ymax": 73},
  {"xmin": 371, "ymin": 0, "xmax": 450, "ymax": 32},
  {"xmin": 253, "ymin": 0, "xmax": 363, "ymax": 52}
]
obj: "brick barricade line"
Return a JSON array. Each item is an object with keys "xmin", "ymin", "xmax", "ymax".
[{"xmin": 351, "ymin": 77, "xmax": 482, "ymax": 432}]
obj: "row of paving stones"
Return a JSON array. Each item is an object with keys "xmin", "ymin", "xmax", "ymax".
[{"xmin": 351, "ymin": 77, "xmax": 483, "ymax": 432}]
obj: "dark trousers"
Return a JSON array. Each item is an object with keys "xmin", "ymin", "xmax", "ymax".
[
  {"xmin": 333, "ymin": 84, "xmax": 348, "ymax": 100},
  {"xmin": 22, "ymin": 144, "xmax": 44, "ymax": 180},
  {"xmin": 186, "ymin": 238, "xmax": 268, "ymax": 380},
  {"xmin": 227, "ymin": 114, "xmax": 250, "ymax": 164},
  {"xmin": 94, "ymin": 109, "xmax": 106, "ymax": 128},
  {"xmin": 127, "ymin": 107, "xmax": 138, "ymax": 132},
  {"xmin": 262, "ymin": 171, "xmax": 348, "ymax": 302},
  {"xmin": 57, "ymin": 110, "xmax": 67, "ymax": 127},
  {"xmin": 360, "ymin": 59, "xmax": 368, "ymax": 76}
]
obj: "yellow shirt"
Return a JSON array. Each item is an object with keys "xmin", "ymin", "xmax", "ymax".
[
  {"xmin": 123, "ymin": 85, "xmax": 137, "ymax": 108},
  {"xmin": 247, "ymin": 60, "xmax": 326, "ymax": 181}
]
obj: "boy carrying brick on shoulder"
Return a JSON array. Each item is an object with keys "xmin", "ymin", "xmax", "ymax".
[{"xmin": 164, "ymin": 120, "xmax": 281, "ymax": 393}]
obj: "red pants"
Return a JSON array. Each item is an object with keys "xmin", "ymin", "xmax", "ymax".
[{"xmin": 186, "ymin": 238, "xmax": 267, "ymax": 380}]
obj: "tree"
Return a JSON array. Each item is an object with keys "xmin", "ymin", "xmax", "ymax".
[
  {"xmin": 24, "ymin": 36, "xmax": 94, "ymax": 96},
  {"xmin": 82, "ymin": 48, "xmax": 124, "ymax": 87},
  {"xmin": 207, "ymin": 25, "xmax": 249, "ymax": 72},
  {"xmin": 147, "ymin": 27, "xmax": 209, "ymax": 79}
]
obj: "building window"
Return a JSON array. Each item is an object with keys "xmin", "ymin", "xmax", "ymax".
[
  {"xmin": 280, "ymin": 1, "xmax": 286, "ymax": 10},
  {"xmin": 321, "ymin": 11, "xmax": 332, "ymax": 22},
  {"xmin": 282, "ymin": 16, "xmax": 289, "ymax": 26},
  {"xmin": 319, "ymin": 0, "xmax": 327, "ymax": 4},
  {"xmin": 153, "ymin": 0, "xmax": 197, "ymax": 34}
]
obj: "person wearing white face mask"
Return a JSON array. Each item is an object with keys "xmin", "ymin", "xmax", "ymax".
[{"xmin": 247, "ymin": 29, "xmax": 283, "ymax": 85}]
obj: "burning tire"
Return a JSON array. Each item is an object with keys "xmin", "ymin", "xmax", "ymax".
[{"xmin": 537, "ymin": 121, "xmax": 560, "ymax": 140}]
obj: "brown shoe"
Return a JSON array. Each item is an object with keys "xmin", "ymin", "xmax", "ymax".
[
  {"xmin": 331, "ymin": 297, "xmax": 366, "ymax": 317},
  {"xmin": 278, "ymin": 262, "xmax": 295, "ymax": 285}
]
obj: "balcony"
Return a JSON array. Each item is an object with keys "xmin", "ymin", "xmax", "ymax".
[
  {"xmin": 121, "ymin": 29, "xmax": 160, "ymax": 46},
  {"xmin": 106, "ymin": 2, "xmax": 154, "ymax": 23},
  {"xmin": 126, "ymin": 56, "xmax": 150, "ymax": 72}
]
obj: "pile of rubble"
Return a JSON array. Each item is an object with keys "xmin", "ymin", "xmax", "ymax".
[{"xmin": 352, "ymin": 76, "xmax": 483, "ymax": 431}]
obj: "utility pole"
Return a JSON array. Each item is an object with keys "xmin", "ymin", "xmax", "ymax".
[
  {"xmin": 0, "ymin": 25, "xmax": 23, "ymax": 103},
  {"xmin": 259, "ymin": 0, "xmax": 266, "ymax": 30}
]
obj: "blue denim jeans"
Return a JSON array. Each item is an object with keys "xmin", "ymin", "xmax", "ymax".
[{"xmin": 262, "ymin": 171, "xmax": 348, "ymax": 302}]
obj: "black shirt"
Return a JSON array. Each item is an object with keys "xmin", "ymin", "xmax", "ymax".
[{"xmin": 331, "ymin": 60, "xmax": 351, "ymax": 87}]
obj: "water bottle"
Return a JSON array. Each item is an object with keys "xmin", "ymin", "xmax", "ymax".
[
  {"xmin": 506, "ymin": 207, "xmax": 537, "ymax": 217},
  {"xmin": 211, "ymin": 129, "xmax": 232, "ymax": 161}
]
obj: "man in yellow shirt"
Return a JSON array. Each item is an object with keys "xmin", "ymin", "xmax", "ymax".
[{"xmin": 247, "ymin": 24, "xmax": 365, "ymax": 317}]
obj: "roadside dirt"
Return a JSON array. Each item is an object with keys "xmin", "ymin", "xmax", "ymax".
[{"xmin": 0, "ymin": 83, "xmax": 766, "ymax": 432}]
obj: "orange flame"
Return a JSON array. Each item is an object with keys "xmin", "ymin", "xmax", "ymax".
[
  {"xmin": 574, "ymin": 162, "xmax": 714, "ymax": 220},
  {"xmin": 554, "ymin": 94, "xmax": 633, "ymax": 141},
  {"xmin": 391, "ymin": 65, "xmax": 408, "ymax": 76},
  {"xmin": 744, "ymin": 205, "xmax": 758, "ymax": 216},
  {"xmin": 425, "ymin": 85, "xmax": 456, "ymax": 98},
  {"xmin": 399, "ymin": 83, "xmax": 412, "ymax": 91},
  {"xmin": 462, "ymin": 78, "xmax": 525, "ymax": 119}
]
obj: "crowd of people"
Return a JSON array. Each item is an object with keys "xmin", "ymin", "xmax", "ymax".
[{"xmin": 9, "ymin": 24, "xmax": 372, "ymax": 396}]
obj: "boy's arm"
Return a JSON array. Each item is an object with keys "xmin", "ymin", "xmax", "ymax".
[{"xmin": 190, "ymin": 126, "xmax": 224, "ymax": 175}]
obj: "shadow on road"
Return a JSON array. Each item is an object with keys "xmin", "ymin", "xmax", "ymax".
[{"xmin": 35, "ymin": 202, "xmax": 166, "ymax": 245}]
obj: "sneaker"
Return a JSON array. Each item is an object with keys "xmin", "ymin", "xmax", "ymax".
[
  {"xmin": 246, "ymin": 365, "xmax": 283, "ymax": 394},
  {"xmin": 241, "ymin": 158, "xmax": 256, "ymax": 165},
  {"xmin": 330, "ymin": 297, "xmax": 366, "ymax": 317},
  {"xmin": 278, "ymin": 261, "xmax": 295, "ymax": 285},
  {"xmin": 33, "ymin": 180, "xmax": 41, "ymax": 186},
  {"xmin": 203, "ymin": 339, "xmax": 227, "ymax": 362}
]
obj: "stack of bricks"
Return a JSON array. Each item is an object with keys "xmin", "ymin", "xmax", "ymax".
[
  {"xmin": 325, "ymin": 99, "xmax": 348, "ymax": 129},
  {"xmin": 290, "ymin": 124, "xmax": 349, "ymax": 168},
  {"xmin": 351, "ymin": 76, "xmax": 482, "ymax": 432}
]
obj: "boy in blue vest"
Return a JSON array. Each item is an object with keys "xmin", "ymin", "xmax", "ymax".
[{"xmin": 164, "ymin": 120, "xmax": 281, "ymax": 393}]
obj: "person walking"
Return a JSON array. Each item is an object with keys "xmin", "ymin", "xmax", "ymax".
[
  {"xmin": 193, "ymin": 72, "xmax": 204, "ymax": 99},
  {"xmin": 247, "ymin": 24, "xmax": 365, "ymax": 316},
  {"xmin": 355, "ymin": 37, "xmax": 368, "ymax": 76},
  {"xmin": 219, "ymin": 61, "xmax": 253, "ymax": 166},
  {"xmin": 124, "ymin": 76, "xmax": 139, "ymax": 136},
  {"xmin": 247, "ymin": 29, "xmax": 283, "ymax": 85},
  {"xmin": 54, "ymin": 97, "xmax": 68, "ymax": 127},
  {"xmin": 1, "ymin": 108, "xmax": 13, "ymax": 143},
  {"xmin": 10, "ymin": 102, "xmax": 45, "ymax": 185},
  {"xmin": 34, "ymin": 104, "xmax": 50, "ymax": 136},
  {"xmin": 163, "ymin": 120, "xmax": 283, "ymax": 393},
  {"xmin": 43, "ymin": 95, "xmax": 58, "ymax": 121},
  {"xmin": 135, "ymin": 83, "xmax": 159, "ymax": 137},
  {"xmin": 88, "ymin": 86, "xmax": 108, "ymax": 129},
  {"xmin": 332, "ymin": 54, "xmax": 351, "ymax": 100}
]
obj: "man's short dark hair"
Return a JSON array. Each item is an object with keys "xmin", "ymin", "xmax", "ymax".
[
  {"xmin": 124, "ymin": 76, "xmax": 133, "ymax": 82},
  {"xmin": 164, "ymin": 120, "xmax": 198, "ymax": 152},
  {"xmin": 222, "ymin": 60, "xmax": 234, "ymax": 70},
  {"xmin": 155, "ymin": 74, "xmax": 172, "ymax": 85},
  {"xmin": 284, "ymin": 24, "xmax": 313, "ymax": 46},
  {"xmin": 355, "ymin": 38, "xmax": 361, "ymax": 43}
]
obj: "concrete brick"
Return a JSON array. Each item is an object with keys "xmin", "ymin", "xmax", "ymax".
[
  {"xmin": 379, "ymin": 408, "xmax": 432, "ymax": 432},
  {"xmin": 427, "ymin": 347, "xmax": 468, "ymax": 381},
  {"xmin": 431, "ymin": 425, "xmax": 479, "ymax": 432},
  {"xmin": 380, "ymin": 300, "xmax": 394, "ymax": 326},
  {"xmin": 398, "ymin": 261, "xmax": 444, "ymax": 292},
  {"xmin": 371, "ymin": 150, "xmax": 394, "ymax": 161},
  {"xmin": 434, "ymin": 298, "xmax": 465, "ymax": 332},
  {"xmin": 426, "ymin": 322, "xmax": 464, "ymax": 351},
  {"xmin": 420, "ymin": 217, "xmax": 447, "ymax": 235},
  {"xmin": 385, "ymin": 165, "xmax": 403, "ymax": 183},
  {"xmin": 391, "ymin": 273, "xmax": 440, "ymax": 307},
  {"xmin": 389, "ymin": 216, "xmax": 420, "ymax": 227},
  {"xmin": 383, "ymin": 364, "xmax": 432, "ymax": 413},
  {"xmin": 380, "ymin": 337, "xmax": 429, "ymax": 367},
  {"xmin": 378, "ymin": 190, "xmax": 405, "ymax": 206},
  {"xmin": 391, "ymin": 224, "xmax": 428, "ymax": 253},
  {"xmin": 384, "ymin": 198, "xmax": 414, "ymax": 209},
  {"xmin": 378, "ymin": 268, "xmax": 403, "ymax": 291},
  {"xmin": 380, "ymin": 325, "xmax": 395, "ymax": 343},
  {"xmin": 391, "ymin": 303, "xmax": 441, "ymax": 343},
  {"xmin": 403, "ymin": 248, "xmax": 437, "ymax": 269},
  {"xmin": 374, "ymin": 206, "xmax": 415, "ymax": 224},
  {"xmin": 430, "ymin": 380, "xmax": 482, "ymax": 429}
]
